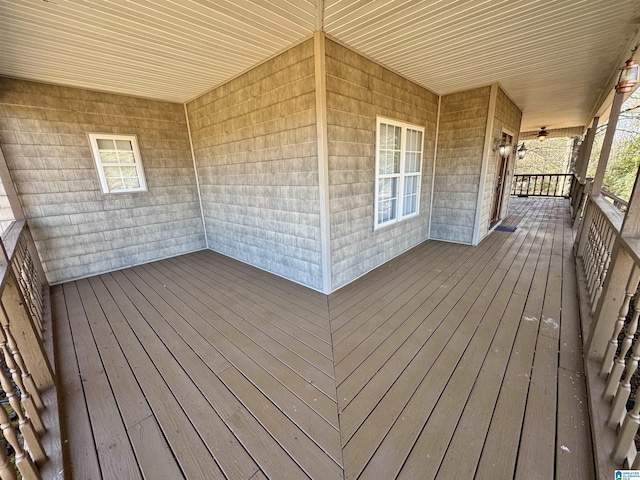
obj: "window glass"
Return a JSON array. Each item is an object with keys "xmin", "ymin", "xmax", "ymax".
[
  {"xmin": 375, "ymin": 118, "xmax": 424, "ymax": 228},
  {"xmin": 89, "ymin": 134, "xmax": 147, "ymax": 194}
]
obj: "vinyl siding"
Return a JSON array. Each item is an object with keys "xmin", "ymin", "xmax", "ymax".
[
  {"xmin": 325, "ymin": 39, "xmax": 438, "ymax": 290},
  {"xmin": 186, "ymin": 39, "xmax": 323, "ymax": 291},
  {"xmin": 432, "ymin": 87, "xmax": 491, "ymax": 244},
  {"xmin": 479, "ymin": 87, "xmax": 523, "ymax": 240},
  {"xmin": 0, "ymin": 77, "xmax": 205, "ymax": 283}
]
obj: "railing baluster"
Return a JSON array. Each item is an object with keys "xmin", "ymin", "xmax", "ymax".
[
  {"xmin": 600, "ymin": 264, "xmax": 640, "ymax": 377},
  {"xmin": 0, "ymin": 326, "xmax": 44, "ymax": 433},
  {"xmin": 604, "ymin": 275, "xmax": 640, "ymax": 398},
  {"xmin": 0, "ymin": 361, "xmax": 46, "ymax": 465},
  {"xmin": 591, "ymin": 226, "xmax": 616, "ymax": 313},
  {"xmin": 2, "ymin": 323, "xmax": 43, "ymax": 411},
  {"xmin": 510, "ymin": 174, "xmax": 573, "ymax": 198},
  {"xmin": 0, "ymin": 401, "xmax": 39, "ymax": 480},
  {"xmin": 608, "ymin": 319, "xmax": 640, "ymax": 428},
  {"xmin": 0, "ymin": 437, "xmax": 17, "ymax": 480},
  {"xmin": 585, "ymin": 211, "xmax": 602, "ymax": 296},
  {"xmin": 613, "ymin": 391, "xmax": 640, "ymax": 464}
]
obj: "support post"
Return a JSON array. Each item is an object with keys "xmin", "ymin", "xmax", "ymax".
[
  {"xmin": 576, "ymin": 117, "xmax": 599, "ymax": 180},
  {"xmin": 593, "ymin": 95, "xmax": 625, "ymax": 195},
  {"xmin": 621, "ymin": 160, "xmax": 640, "ymax": 236}
]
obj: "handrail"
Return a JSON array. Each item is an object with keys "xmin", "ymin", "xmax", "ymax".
[
  {"xmin": 576, "ymin": 194, "xmax": 640, "ymax": 475},
  {"xmin": 0, "ymin": 220, "xmax": 61, "ymax": 479},
  {"xmin": 511, "ymin": 173, "xmax": 572, "ymax": 197},
  {"xmin": 601, "ymin": 188, "xmax": 629, "ymax": 212}
]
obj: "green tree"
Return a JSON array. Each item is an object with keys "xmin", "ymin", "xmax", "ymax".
[
  {"xmin": 603, "ymin": 136, "xmax": 640, "ymax": 201},
  {"xmin": 514, "ymin": 137, "xmax": 572, "ymax": 174}
]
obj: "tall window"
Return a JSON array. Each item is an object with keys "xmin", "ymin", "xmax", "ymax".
[
  {"xmin": 88, "ymin": 133, "xmax": 147, "ymax": 194},
  {"xmin": 375, "ymin": 117, "xmax": 424, "ymax": 228}
]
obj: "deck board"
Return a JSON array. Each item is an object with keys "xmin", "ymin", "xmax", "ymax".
[{"xmin": 54, "ymin": 198, "xmax": 594, "ymax": 480}]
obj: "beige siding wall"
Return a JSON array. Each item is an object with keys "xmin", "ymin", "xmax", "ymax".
[
  {"xmin": 186, "ymin": 40, "xmax": 323, "ymax": 290},
  {"xmin": 432, "ymin": 87, "xmax": 491, "ymax": 244},
  {"xmin": 479, "ymin": 87, "xmax": 522, "ymax": 239},
  {"xmin": 0, "ymin": 78, "xmax": 205, "ymax": 284},
  {"xmin": 325, "ymin": 40, "xmax": 438, "ymax": 289},
  {"xmin": 0, "ymin": 177, "xmax": 15, "ymax": 234}
]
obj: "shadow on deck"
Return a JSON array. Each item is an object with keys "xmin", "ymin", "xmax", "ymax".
[{"xmin": 52, "ymin": 197, "xmax": 594, "ymax": 480}]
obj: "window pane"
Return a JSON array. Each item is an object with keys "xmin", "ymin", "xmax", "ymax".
[
  {"xmin": 394, "ymin": 126, "xmax": 402, "ymax": 150},
  {"xmin": 405, "ymin": 152, "xmax": 422, "ymax": 173},
  {"xmin": 380, "ymin": 123, "xmax": 390, "ymax": 149},
  {"xmin": 99, "ymin": 150, "xmax": 118, "ymax": 163},
  {"xmin": 403, "ymin": 176, "xmax": 419, "ymax": 216},
  {"xmin": 404, "ymin": 175, "xmax": 418, "ymax": 196},
  {"xmin": 404, "ymin": 194, "xmax": 417, "ymax": 216},
  {"xmin": 115, "ymin": 140, "xmax": 133, "ymax": 151},
  {"xmin": 378, "ymin": 151, "xmax": 387, "ymax": 175},
  {"xmin": 97, "ymin": 139, "xmax": 114, "ymax": 150},
  {"xmin": 120, "ymin": 166, "xmax": 138, "ymax": 178},
  {"xmin": 378, "ymin": 178, "xmax": 398, "ymax": 224},
  {"xmin": 118, "ymin": 151, "xmax": 135, "ymax": 163},
  {"xmin": 106, "ymin": 176, "xmax": 124, "ymax": 191},
  {"xmin": 103, "ymin": 166, "xmax": 121, "ymax": 178}
]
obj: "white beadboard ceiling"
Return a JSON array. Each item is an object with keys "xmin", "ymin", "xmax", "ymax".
[{"xmin": 1, "ymin": 0, "xmax": 639, "ymax": 131}]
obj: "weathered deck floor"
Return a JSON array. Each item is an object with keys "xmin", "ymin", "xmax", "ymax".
[{"xmin": 51, "ymin": 197, "xmax": 594, "ymax": 479}]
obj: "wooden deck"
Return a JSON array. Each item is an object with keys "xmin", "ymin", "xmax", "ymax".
[{"xmin": 51, "ymin": 197, "xmax": 594, "ymax": 480}]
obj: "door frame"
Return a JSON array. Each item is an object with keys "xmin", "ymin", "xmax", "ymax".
[{"xmin": 490, "ymin": 128, "xmax": 515, "ymax": 226}]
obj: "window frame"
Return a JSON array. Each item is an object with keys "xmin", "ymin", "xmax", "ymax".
[
  {"xmin": 88, "ymin": 133, "xmax": 147, "ymax": 194},
  {"xmin": 374, "ymin": 116, "xmax": 425, "ymax": 230}
]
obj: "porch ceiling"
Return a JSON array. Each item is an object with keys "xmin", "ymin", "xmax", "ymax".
[{"xmin": 1, "ymin": 0, "xmax": 638, "ymax": 131}]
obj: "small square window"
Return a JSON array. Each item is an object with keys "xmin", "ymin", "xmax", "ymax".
[{"xmin": 88, "ymin": 134, "xmax": 147, "ymax": 194}]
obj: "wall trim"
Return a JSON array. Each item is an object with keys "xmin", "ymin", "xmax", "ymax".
[
  {"xmin": 428, "ymin": 95, "xmax": 441, "ymax": 239},
  {"xmin": 314, "ymin": 31, "xmax": 332, "ymax": 294},
  {"xmin": 184, "ymin": 103, "xmax": 208, "ymax": 248},
  {"xmin": 0, "ymin": 146, "xmax": 25, "ymax": 222},
  {"xmin": 472, "ymin": 83, "xmax": 499, "ymax": 246}
]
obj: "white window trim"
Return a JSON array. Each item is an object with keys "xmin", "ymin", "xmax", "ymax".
[
  {"xmin": 88, "ymin": 133, "xmax": 147, "ymax": 194},
  {"xmin": 374, "ymin": 116, "xmax": 425, "ymax": 230}
]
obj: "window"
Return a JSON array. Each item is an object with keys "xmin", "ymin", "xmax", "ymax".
[
  {"xmin": 375, "ymin": 117, "xmax": 424, "ymax": 228},
  {"xmin": 88, "ymin": 134, "xmax": 147, "ymax": 194}
]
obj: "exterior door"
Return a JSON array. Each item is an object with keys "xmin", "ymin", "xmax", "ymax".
[{"xmin": 491, "ymin": 132, "xmax": 513, "ymax": 226}]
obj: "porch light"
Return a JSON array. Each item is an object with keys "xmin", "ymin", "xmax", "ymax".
[
  {"xmin": 615, "ymin": 46, "xmax": 639, "ymax": 94},
  {"xmin": 492, "ymin": 138, "xmax": 513, "ymax": 158},
  {"xmin": 517, "ymin": 143, "xmax": 527, "ymax": 159},
  {"xmin": 498, "ymin": 143, "xmax": 512, "ymax": 159},
  {"xmin": 537, "ymin": 126, "xmax": 549, "ymax": 141}
]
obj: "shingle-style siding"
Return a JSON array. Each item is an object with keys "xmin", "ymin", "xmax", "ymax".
[
  {"xmin": 432, "ymin": 87, "xmax": 491, "ymax": 244},
  {"xmin": 0, "ymin": 178, "xmax": 15, "ymax": 234},
  {"xmin": 325, "ymin": 40, "xmax": 438, "ymax": 289},
  {"xmin": 479, "ymin": 87, "xmax": 522, "ymax": 239},
  {"xmin": 0, "ymin": 78, "xmax": 205, "ymax": 284},
  {"xmin": 186, "ymin": 39, "xmax": 323, "ymax": 291}
]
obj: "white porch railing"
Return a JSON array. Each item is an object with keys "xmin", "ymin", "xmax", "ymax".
[
  {"xmin": 0, "ymin": 221, "xmax": 61, "ymax": 480},
  {"xmin": 577, "ymin": 194, "xmax": 640, "ymax": 476}
]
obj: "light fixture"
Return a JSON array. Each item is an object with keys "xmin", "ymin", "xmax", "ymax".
[
  {"xmin": 499, "ymin": 143, "xmax": 513, "ymax": 158},
  {"xmin": 616, "ymin": 46, "xmax": 639, "ymax": 94},
  {"xmin": 492, "ymin": 138, "xmax": 513, "ymax": 158},
  {"xmin": 537, "ymin": 126, "xmax": 549, "ymax": 141},
  {"xmin": 517, "ymin": 143, "xmax": 527, "ymax": 159}
]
